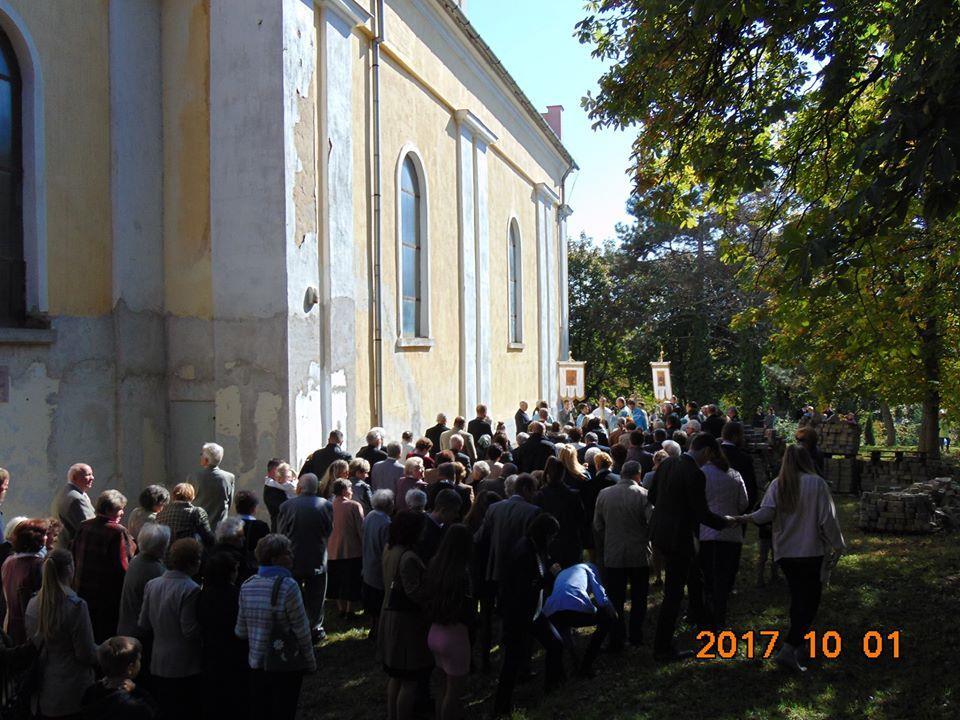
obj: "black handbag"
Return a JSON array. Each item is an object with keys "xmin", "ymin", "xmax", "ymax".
[{"xmin": 263, "ymin": 577, "xmax": 310, "ymax": 673}]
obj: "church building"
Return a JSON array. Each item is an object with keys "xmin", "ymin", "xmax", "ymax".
[{"xmin": 0, "ymin": 0, "xmax": 574, "ymax": 515}]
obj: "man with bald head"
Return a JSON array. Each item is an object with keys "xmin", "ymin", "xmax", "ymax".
[
  {"xmin": 51, "ymin": 463, "xmax": 96, "ymax": 549},
  {"xmin": 425, "ymin": 413, "xmax": 450, "ymax": 459},
  {"xmin": 278, "ymin": 472, "xmax": 334, "ymax": 642}
]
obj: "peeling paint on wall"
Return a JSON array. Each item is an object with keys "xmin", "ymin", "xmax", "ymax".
[{"xmin": 215, "ymin": 385, "xmax": 241, "ymax": 438}]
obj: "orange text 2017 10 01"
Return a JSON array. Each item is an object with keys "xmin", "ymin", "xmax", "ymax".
[{"xmin": 695, "ymin": 630, "xmax": 902, "ymax": 660}]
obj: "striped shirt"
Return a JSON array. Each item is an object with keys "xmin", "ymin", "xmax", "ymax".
[{"xmin": 235, "ymin": 569, "xmax": 316, "ymax": 671}]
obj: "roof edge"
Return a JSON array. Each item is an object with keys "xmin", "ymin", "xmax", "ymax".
[{"xmin": 435, "ymin": 0, "xmax": 578, "ymax": 172}]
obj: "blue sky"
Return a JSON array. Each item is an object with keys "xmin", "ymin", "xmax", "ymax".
[{"xmin": 466, "ymin": 0, "xmax": 635, "ymax": 243}]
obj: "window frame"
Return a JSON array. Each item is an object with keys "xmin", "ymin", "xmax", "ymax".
[
  {"xmin": 507, "ymin": 217, "xmax": 524, "ymax": 348},
  {"xmin": 0, "ymin": 24, "xmax": 22, "ymax": 326},
  {"xmin": 394, "ymin": 145, "xmax": 432, "ymax": 348}
]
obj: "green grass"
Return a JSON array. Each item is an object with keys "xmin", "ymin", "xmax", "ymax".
[{"xmin": 300, "ymin": 499, "xmax": 960, "ymax": 719}]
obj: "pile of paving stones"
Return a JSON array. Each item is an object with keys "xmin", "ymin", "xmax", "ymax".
[
  {"xmin": 825, "ymin": 457, "xmax": 857, "ymax": 493},
  {"xmin": 817, "ymin": 420, "xmax": 861, "ymax": 456},
  {"xmin": 858, "ymin": 478, "xmax": 960, "ymax": 533}
]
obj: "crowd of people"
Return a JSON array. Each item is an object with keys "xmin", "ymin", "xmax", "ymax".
[{"xmin": 0, "ymin": 396, "xmax": 847, "ymax": 719}]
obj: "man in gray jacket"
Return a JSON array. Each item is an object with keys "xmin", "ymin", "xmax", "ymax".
[
  {"xmin": 593, "ymin": 460, "xmax": 653, "ymax": 649},
  {"xmin": 194, "ymin": 443, "xmax": 235, "ymax": 531},
  {"xmin": 51, "ymin": 463, "xmax": 96, "ymax": 550},
  {"xmin": 278, "ymin": 473, "xmax": 333, "ymax": 641}
]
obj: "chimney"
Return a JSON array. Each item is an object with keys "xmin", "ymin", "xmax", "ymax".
[{"xmin": 541, "ymin": 105, "xmax": 563, "ymax": 140}]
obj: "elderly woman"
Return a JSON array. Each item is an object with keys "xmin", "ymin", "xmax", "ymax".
[
  {"xmin": 207, "ymin": 516, "xmax": 254, "ymax": 584},
  {"xmin": 328, "ymin": 479, "xmax": 365, "ymax": 618},
  {"xmin": 25, "ymin": 549, "xmax": 99, "ymax": 717},
  {"xmin": 1, "ymin": 518, "xmax": 46, "ymax": 644},
  {"xmin": 117, "ymin": 520, "xmax": 170, "ymax": 636},
  {"xmin": 156, "ymin": 483, "xmax": 215, "ymax": 548},
  {"xmin": 236, "ymin": 534, "xmax": 316, "ymax": 720},
  {"xmin": 362, "ymin": 489, "xmax": 395, "ymax": 640},
  {"xmin": 73, "ymin": 489, "xmax": 137, "ymax": 642},
  {"xmin": 126, "ymin": 484, "xmax": 170, "ymax": 541},
  {"xmin": 138, "ymin": 538, "xmax": 203, "ymax": 719},
  {"xmin": 348, "ymin": 458, "xmax": 374, "ymax": 515}
]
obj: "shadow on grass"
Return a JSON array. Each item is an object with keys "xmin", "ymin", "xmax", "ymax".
[{"xmin": 300, "ymin": 499, "xmax": 960, "ymax": 719}]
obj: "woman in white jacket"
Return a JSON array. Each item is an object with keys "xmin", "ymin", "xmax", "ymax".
[{"xmin": 739, "ymin": 444, "xmax": 845, "ymax": 671}]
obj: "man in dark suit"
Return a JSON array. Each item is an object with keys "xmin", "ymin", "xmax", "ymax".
[
  {"xmin": 448, "ymin": 434, "xmax": 473, "ymax": 471},
  {"xmin": 514, "ymin": 422, "xmax": 557, "ymax": 473},
  {"xmin": 278, "ymin": 473, "xmax": 333, "ymax": 641},
  {"xmin": 721, "ymin": 421, "xmax": 759, "ymax": 508},
  {"xmin": 474, "ymin": 473, "xmax": 542, "ymax": 586},
  {"xmin": 426, "ymin": 463, "xmax": 472, "ymax": 514},
  {"xmin": 514, "ymin": 401, "xmax": 531, "ymax": 440},
  {"xmin": 703, "ymin": 405, "xmax": 726, "ymax": 439},
  {"xmin": 299, "ymin": 430, "xmax": 352, "ymax": 479},
  {"xmin": 493, "ymin": 513, "xmax": 563, "ymax": 716},
  {"xmin": 194, "ymin": 443, "xmax": 235, "ymax": 531},
  {"xmin": 534, "ymin": 457, "xmax": 586, "ymax": 568},
  {"xmin": 467, "ymin": 404, "xmax": 494, "ymax": 447},
  {"xmin": 356, "ymin": 429, "xmax": 388, "ymax": 466},
  {"xmin": 647, "ymin": 432, "xmax": 732, "ymax": 661},
  {"xmin": 625, "ymin": 430, "xmax": 655, "ymax": 475},
  {"xmin": 577, "ymin": 432, "xmax": 610, "ymax": 466},
  {"xmin": 425, "ymin": 413, "xmax": 450, "ymax": 458}
]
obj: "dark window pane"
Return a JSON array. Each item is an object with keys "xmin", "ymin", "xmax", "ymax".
[
  {"xmin": 401, "ymin": 156, "xmax": 419, "ymax": 197},
  {"xmin": 0, "ymin": 171, "xmax": 11, "ymax": 247},
  {"xmin": 0, "ymin": 80, "xmax": 12, "ymax": 168}
]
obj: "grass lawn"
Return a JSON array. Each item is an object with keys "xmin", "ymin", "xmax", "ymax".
[{"xmin": 300, "ymin": 498, "xmax": 960, "ymax": 719}]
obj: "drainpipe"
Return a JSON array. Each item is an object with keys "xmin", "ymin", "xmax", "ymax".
[{"xmin": 371, "ymin": 0, "xmax": 385, "ymax": 425}]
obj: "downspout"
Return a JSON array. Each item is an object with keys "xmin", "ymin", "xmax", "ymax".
[{"xmin": 371, "ymin": 0, "xmax": 385, "ymax": 425}]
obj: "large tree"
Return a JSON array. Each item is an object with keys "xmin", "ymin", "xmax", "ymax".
[{"xmin": 577, "ymin": 0, "xmax": 960, "ymax": 454}]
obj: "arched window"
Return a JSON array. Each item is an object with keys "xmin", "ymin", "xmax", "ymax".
[
  {"xmin": 0, "ymin": 27, "xmax": 22, "ymax": 326},
  {"xmin": 397, "ymin": 149, "xmax": 429, "ymax": 342},
  {"xmin": 508, "ymin": 219, "xmax": 522, "ymax": 344}
]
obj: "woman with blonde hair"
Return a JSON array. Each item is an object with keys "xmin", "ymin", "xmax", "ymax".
[
  {"xmin": 156, "ymin": 483, "xmax": 214, "ymax": 548},
  {"xmin": 24, "ymin": 548, "xmax": 98, "ymax": 717},
  {"xmin": 558, "ymin": 444, "xmax": 590, "ymax": 489},
  {"xmin": 319, "ymin": 459, "xmax": 350, "ymax": 499},
  {"xmin": 740, "ymin": 444, "xmax": 845, "ymax": 671}
]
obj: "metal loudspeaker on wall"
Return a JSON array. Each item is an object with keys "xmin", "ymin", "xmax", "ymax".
[
  {"xmin": 558, "ymin": 359, "xmax": 586, "ymax": 402},
  {"xmin": 650, "ymin": 351, "xmax": 672, "ymax": 402}
]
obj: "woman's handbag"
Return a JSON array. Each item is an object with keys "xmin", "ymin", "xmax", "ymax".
[{"xmin": 263, "ymin": 577, "xmax": 311, "ymax": 673}]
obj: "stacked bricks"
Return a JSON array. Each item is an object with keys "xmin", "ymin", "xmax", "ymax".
[
  {"xmin": 824, "ymin": 457, "xmax": 858, "ymax": 494},
  {"xmin": 817, "ymin": 420, "xmax": 861, "ymax": 456},
  {"xmin": 858, "ymin": 477, "xmax": 960, "ymax": 533}
]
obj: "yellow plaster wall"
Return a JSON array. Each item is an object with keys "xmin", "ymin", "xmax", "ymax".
[
  {"xmin": 487, "ymin": 151, "xmax": 541, "ymax": 420},
  {"xmin": 162, "ymin": 0, "xmax": 212, "ymax": 318},
  {"xmin": 10, "ymin": 0, "xmax": 112, "ymax": 316},
  {"xmin": 383, "ymin": 0, "xmax": 564, "ymax": 198},
  {"xmin": 343, "ymin": 1, "xmax": 568, "ymax": 435},
  {"xmin": 377, "ymin": 53, "xmax": 463, "ymax": 428}
]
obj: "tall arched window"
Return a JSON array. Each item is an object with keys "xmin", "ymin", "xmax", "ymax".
[
  {"xmin": 0, "ymin": 27, "xmax": 22, "ymax": 326},
  {"xmin": 400, "ymin": 156, "xmax": 421, "ymax": 337},
  {"xmin": 508, "ymin": 219, "xmax": 523, "ymax": 344}
]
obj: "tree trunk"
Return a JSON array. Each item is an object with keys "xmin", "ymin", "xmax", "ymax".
[
  {"xmin": 880, "ymin": 403, "xmax": 896, "ymax": 446},
  {"xmin": 917, "ymin": 313, "xmax": 940, "ymax": 458}
]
